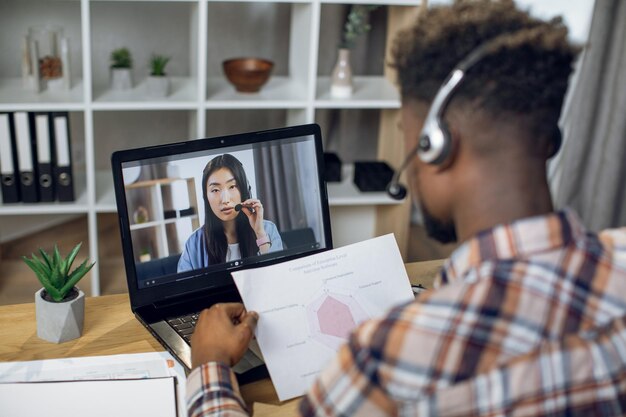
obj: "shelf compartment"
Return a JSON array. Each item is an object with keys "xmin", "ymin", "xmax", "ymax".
[
  {"xmin": 320, "ymin": 0, "xmax": 422, "ymax": 5},
  {"xmin": 209, "ymin": 0, "xmax": 313, "ymax": 3},
  {"xmin": 95, "ymin": 170, "xmax": 116, "ymax": 213},
  {"xmin": 90, "ymin": 1, "xmax": 198, "ymax": 103},
  {"xmin": 315, "ymin": 76, "xmax": 399, "ymax": 108},
  {"xmin": 327, "ymin": 164, "xmax": 400, "ymax": 206},
  {"xmin": 0, "ymin": 171, "xmax": 89, "ymax": 214},
  {"xmin": 125, "ymin": 176, "xmax": 200, "ymax": 261},
  {"xmin": 0, "ymin": 0, "xmax": 83, "ymax": 107},
  {"xmin": 93, "ymin": 110, "xmax": 197, "ymax": 196},
  {"xmin": 206, "ymin": 2, "xmax": 312, "ymax": 103},
  {"xmin": 205, "ymin": 109, "xmax": 290, "ymax": 137},
  {"xmin": 0, "ymin": 110, "xmax": 88, "ymax": 212},
  {"xmin": 315, "ymin": 107, "xmax": 380, "ymax": 161}
]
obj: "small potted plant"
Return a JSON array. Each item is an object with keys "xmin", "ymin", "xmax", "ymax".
[
  {"xmin": 331, "ymin": 5, "xmax": 379, "ymax": 98},
  {"xmin": 139, "ymin": 247, "xmax": 152, "ymax": 263},
  {"xmin": 147, "ymin": 54, "xmax": 171, "ymax": 97},
  {"xmin": 110, "ymin": 47, "xmax": 133, "ymax": 90},
  {"xmin": 22, "ymin": 243, "xmax": 95, "ymax": 343}
]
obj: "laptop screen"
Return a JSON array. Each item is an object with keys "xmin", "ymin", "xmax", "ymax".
[{"xmin": 112, "ymin": 124, "xmax": 331, "ymax": 298}]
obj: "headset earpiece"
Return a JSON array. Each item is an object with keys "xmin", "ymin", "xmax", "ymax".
[
  {"xmin": 417, "ymin": 119, "xmax": 452, "ymax": 165},
  {"xmin": 387, "ymin": 39, "xmax": 503, "ymax": 199}
]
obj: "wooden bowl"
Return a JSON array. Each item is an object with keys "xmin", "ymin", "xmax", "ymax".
[{"xmin": 222, "ymin": 58, "xmax": 274, "ymax": 93}]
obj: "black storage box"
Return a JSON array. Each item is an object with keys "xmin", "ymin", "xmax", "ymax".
[
  {"xmin": 353, "ymin": 161, "xmax": 395, "ymax": 192},
  {"xmin": 179, "ymin": 207, "xmax": 196, "ymax": 217},
  {"xmin": 323, "ymin": 152, "xmax": 342, "ymax": 182},
  {"xmin": 163, "ymin": 209, "xmax": 177, "ymax": 219}
]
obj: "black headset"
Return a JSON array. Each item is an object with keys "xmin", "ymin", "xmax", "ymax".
[{"xmin": 386, "ymin": 40, "xmax": 562, "ymax": 200}]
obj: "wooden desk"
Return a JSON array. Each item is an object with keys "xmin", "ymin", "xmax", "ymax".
[{"xmin": 0, "ymin": 260, "xmax": 442, "ymax": 416}]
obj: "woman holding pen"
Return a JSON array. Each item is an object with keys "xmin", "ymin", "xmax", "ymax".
[{"xmin": 177, "ymin": 153, "xmax": 283, "ymax": 272}]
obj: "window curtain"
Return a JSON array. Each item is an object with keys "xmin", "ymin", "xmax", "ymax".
[
  {"xmin": 253, "ymin": 145, "xmax": 309, "ymax": 233},
  {"xmin": 552, "ymin": 0, "xmax": 626, "ymax": 230}
]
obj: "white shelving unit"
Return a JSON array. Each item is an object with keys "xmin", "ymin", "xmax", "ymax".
[
  {"xmin": 126, "ymin": 177, "xmax": 200, "ymax": 261},
  {"xmin": 0, "ymin": 0, "xmax": 419, "ymax": 295}
]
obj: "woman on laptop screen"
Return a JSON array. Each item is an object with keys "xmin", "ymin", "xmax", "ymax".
[{"xmin": 177, "ymin": 154, "xmax": 283, "ymax": 272}]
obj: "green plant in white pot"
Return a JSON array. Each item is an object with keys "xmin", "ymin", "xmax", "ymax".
[
  {"xmin": 110, "ymin": 47, "xmax": 133, "ymax": 90},
  {"xmin": 147, "ymin": 54, "xmax": 171, "ymax": 98},
  {"xmin": 22, "ymin": 243, "xmax": 95, "ymax": 343}
]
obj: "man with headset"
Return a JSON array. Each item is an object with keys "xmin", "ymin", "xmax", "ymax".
[{"xmin": 187, "ymin": 1, "xmax": 626, "ymax": 415}]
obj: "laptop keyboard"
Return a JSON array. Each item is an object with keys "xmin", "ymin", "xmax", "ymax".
[
  {"xmin": 167, "ymin": 312, "xmax": 266, "ymax": 374},
  {"xmin": 167, "ymin": 312, "xmax": 200, "ymax": 344}
]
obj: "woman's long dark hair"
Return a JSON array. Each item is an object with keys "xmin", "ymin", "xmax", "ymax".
[{"xmin": 201, "ymin": 154, "xmax": 258, "ymax": 265}]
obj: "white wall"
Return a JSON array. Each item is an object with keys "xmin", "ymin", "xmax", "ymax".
[
  {"xmin": 515, "ymin": 0, "xmax": 595, "ymax": 43},
  {"xmin": 427, "ymin": 0, "xmax": 595, "ymax": 43}
]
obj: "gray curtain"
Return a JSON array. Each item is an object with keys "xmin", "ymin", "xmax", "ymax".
[
  {"xmin": 254, "ymin": 145, "xmax": 308, "ymax": 232},
  {"xmin": 553, "ymin": 0, "xmax": 626, "ymax": 230}
]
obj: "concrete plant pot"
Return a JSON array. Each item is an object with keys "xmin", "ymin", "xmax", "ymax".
[
  {"xmin": 110, "ymin": 68, "xmax": 133, "ymax": 90},
  {"xmin": 35, "ymin": 287, "xmax": 85, "ymax": 343},
  {"xmin": 146, "ymin": 75, "xmax": 170, "ymax": 97}
]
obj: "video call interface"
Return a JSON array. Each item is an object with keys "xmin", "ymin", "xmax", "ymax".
[{"xmin": 121, "ymin": 135, "xmax": 328, "ymax": 289}]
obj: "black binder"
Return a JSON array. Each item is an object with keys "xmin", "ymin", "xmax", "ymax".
[
  {"xmin": 14, "ymin": 111, "xmax": 38, "ymax": 203},
  {"xmin": 51, "ymin": 112, "xmax": 74, "ymax": 202},
  {"xmin": 33, "ymin": 112, "xmax": 55, "ymax": 202},
  {"xmin": 0, "ymin": 112, "xmax": 20, "ymax": 203}
]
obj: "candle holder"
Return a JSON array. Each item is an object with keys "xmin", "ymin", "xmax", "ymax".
[{"xmin": 22, "ymin": 25, "xmax": 71, "ymax": 93}]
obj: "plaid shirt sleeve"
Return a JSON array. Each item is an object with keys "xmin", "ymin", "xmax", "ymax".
[
  {"xmin": 299, "ymin": 319, "xmax": 399, "ymax": 417},
  {"xmin": 186, "ymin": 362, "xmax": 250, "ymax": 417}
]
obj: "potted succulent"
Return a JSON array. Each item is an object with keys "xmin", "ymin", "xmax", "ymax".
[
  {"xmin": 331, "ymin": 5, "xmax": 380, "ymax": 98},
  {"xmin": 22, "ymin": 243, "xmax": 95, "ymax": 343},
  {"xmin": 147, "ymin": 54, "xmax": 171, "ymax": 97},
  {"xmin": 110, "ymin": 47, "xmax": 133, "ymax": 90}
]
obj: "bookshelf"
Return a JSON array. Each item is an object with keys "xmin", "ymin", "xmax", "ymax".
[
  {"xmin": 125, "ymin": 177, "xmax": 200, "ymax": 262},
  {"xmin": 0, "ymin": 0, "xmax": 419, "ymax": 295}
]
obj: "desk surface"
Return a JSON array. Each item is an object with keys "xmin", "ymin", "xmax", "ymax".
[{"xmin": 0, "ymin": 260, "xmax": 443, "ymax": 416}]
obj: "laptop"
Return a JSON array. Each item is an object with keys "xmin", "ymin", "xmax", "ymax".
[{"xmin": 111, "ymin": 123, "xmax": 333, "ymax": 382}]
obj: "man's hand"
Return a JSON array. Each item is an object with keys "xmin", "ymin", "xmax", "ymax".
[{"xmin": 191, "ymin": 302, "xmax": 259, "ymax": 369}]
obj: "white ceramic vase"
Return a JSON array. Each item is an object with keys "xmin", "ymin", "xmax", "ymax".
[
  {"xmin": 330, "ymin": 48, "xmax": 353, "ymax": 98},
  {"xmin": 35, "ymin": 287, "xmax": 85, "ymax": 343},
  {"xmin": 146, "ymin": 75, "xmax": 170, "ymax": 98},
  {"xmin": 111, "ymin": 68, "xmax": 133, "ymax": 90}
]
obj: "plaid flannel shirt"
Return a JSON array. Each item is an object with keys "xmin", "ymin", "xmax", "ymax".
[{"xmin": 187, "ymin": 209, "xmax": 626, "ymax": 416}]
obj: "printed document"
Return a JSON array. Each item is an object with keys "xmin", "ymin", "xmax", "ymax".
[
  {"xmin": 0, "ymin": 352, "xmax": 186, "ymax": 417},
  {"xmin": 232, "ymin": 234, "xmax": 414, "ymax": 400}
]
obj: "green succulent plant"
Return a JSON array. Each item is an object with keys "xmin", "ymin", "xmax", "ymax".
[
  {"xmin": 339, "ymin": 5, "xmax": 380, "ymax": 49},
  {"xmin": 111, "ymin": 47, "xmax": 133, "ymax": 69},
  {"xmin": 149, "ymin": 54, "xmax": 171, "ymax": 76},
  {"xmin": 22, "ymin": 243, "xmax": 95, "ymax": 302}
]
